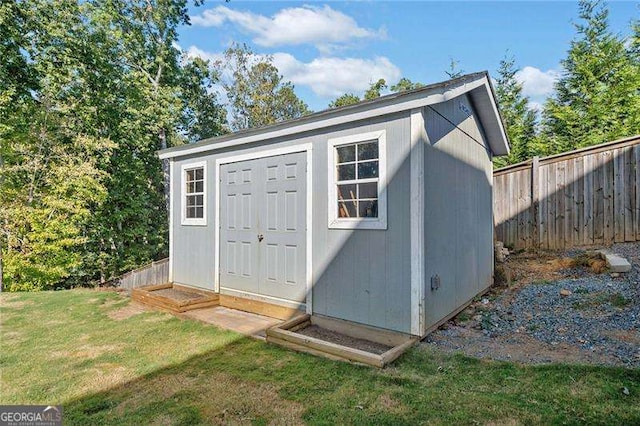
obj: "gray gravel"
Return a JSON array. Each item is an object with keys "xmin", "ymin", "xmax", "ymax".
[{"xmin": 425, "ymin": 243, "xmax": 640, "ymax": 368}]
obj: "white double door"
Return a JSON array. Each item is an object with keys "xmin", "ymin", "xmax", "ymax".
[{"xmin": 219, "ymin": 152, "xmax": 307, "ymax": 303}]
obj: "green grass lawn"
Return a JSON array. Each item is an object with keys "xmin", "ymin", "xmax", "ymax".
[{"xmin": 1, "ymin": 289, "xmax": 639, "ymax": 425}]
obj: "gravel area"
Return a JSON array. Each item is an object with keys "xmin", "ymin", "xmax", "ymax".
[{"xmin": 423, "ymin": 242, "xmax": 640, "ymax": 368}]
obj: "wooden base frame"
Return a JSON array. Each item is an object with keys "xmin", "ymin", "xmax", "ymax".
[
  {"xmin": 132, "ymin": 283, "xmax": 220, "ymax": 313},
  {"xmin": 266, "ymin": 315, "xmax": 418, "ymax": 368},
  {"xmin": 219, "ymin": 294, "xmax": 303, "ymax": 321}
]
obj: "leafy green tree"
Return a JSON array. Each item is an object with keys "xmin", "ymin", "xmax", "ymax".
[
  {"xmin": 1, "ymin": 0, "xmax": 114, "ymax": 290},
  {"xmin": 364, "ymin": 79, "xmax": 387, "ymax": 100},
  {"xmin": 328, "ymin": 78, "xmax": 424, "ymax": 109},
  {"xmin": 329, "ymin": 93, "xmax": 361, "ymax": 108},
  {"xmin": 221, "ymin": 43, "xmax": 310, "ymax": 131},
  {"xmin": 541, "ymin": 0, "xmax": 640, "ymax": 153},
  {"xmin": 178, "ymin": 56, "xmax": 228, "ymax": 142},
  {"xmin": 1, "ymin": 0, "xmax": 227, "ymax": 290},
  {"xmin": 390, "ymin": 78, "xmax": 424, "ymax": 92},
  {"xmin": 493, "ymin": 56, "xmax": 538, "ymax": 168}
]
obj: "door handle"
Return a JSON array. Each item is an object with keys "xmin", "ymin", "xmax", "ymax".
[{"xmin": 257, "ymin": 234, "xmax": 264, "ymax": 242}]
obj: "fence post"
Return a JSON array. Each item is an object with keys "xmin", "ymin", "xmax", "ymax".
[{"xmin": 531, "ymin": 156, "xmax": 540, "ymax": 250}]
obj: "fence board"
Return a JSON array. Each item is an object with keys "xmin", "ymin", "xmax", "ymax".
[
  {"xmin": 624, "ymin": 146, "xmax": 635, "ymax": 241},
  {"xmin": 539, "ymin": 164, "xmax": 548, "ymax": 248},
  {"xmin": 117, "ymin": 258, "xmax": 169, "ymax": 291},
  {"xmin": 572, "ymin": 156, "xmax": 582, "ymax": 244},
  {"xmin": 635, "ymin": 145, "xmax": 640, "ymax": 240},
  {"xmin": 494, "ymin": 135, "xmax": 640, "ymax": 250},
  {"xmin": 584, "ymin": 154, "xmax": 594, "ymax": 245}
]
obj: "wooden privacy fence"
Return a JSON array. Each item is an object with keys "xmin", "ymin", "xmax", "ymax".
[
  {"xmin": 494, "ymin": 135, "xmax": 640, "ymax": 250},
  {"xmin": 116, "ymin": 258, "xmax": 169, "ymax": 291}
]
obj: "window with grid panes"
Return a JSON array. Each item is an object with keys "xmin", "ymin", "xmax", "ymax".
[
  {"xmin": 185, "ymin": 167, "xmax": 204, "ymax": 219},
  {"xmin": 335, "ymin": 140, "xmax": 379, "ymax": 219}
]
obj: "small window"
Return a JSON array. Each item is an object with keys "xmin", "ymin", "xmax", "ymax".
[
  {"xmin": 328, "ymin": 131, "xmax": 387, "ymax": 229},
  {"xmin": 181, "ymin": 161, "xmax": 207, "ymax": 226},
  {"xmin": 336, "ymin": 142, "xmax": 379, "ymax": 219}
]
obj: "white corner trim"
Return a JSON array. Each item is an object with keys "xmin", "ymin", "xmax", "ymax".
[
  {"xmin": 327, "ymin": 130, "xmax": 388, "ymax": 230},
  {"xmin": 169, "ymin": 159, "xmax": 174, "ymax": 283},
  {"xmin": 410, "ymin": 108, "xmax": 426, "ymax": 336},
  {"xmin": 214, "ymin": 144, "xmax": 313, "ymax": 311},
  {"xmin": 305, "ymin": 146, "xmax": 313, "ymax": 314},
  {"xmin": 180, "ymin": 160, "xmax": 208, "ymax": 226}
]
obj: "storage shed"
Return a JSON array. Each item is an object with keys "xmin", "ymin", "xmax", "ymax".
[{"xmin": 158, "ymin": 71, "xmax": 509, "ymax": 338}]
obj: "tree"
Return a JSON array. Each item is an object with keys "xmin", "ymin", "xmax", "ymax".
[
  {"xmin": 492, "ymin": 55, "xmax": 538, "ymax": 168},
  {"xmin": 329, "ymin": 93, "xmax": 361, "ymax": 108},
  {"xmin": 328, "ymin": 78, "xmax": 424, "ymax": 109},
  {"xmin": 220, "ymin": 43, "xmax": 310, "ymax": 131},
  {"xmin": 178, "ymin": 56, "xmax": 228, "ymax": 142},
  {"xmin": 541, "ymin": 0, "xmax": 640, "ymax": 153},
  {"xmin": 445, "ymin": 58, "xmax": 464, "ymax": 79},
  {"xmin": 0, "ymin": 0, "xmax": 227, "ymax": 290},
  {"xmin": 364, "ymin": 79, "xmax": 387, "ymax": 100},
  {"xmin": 1, "ymin": 0, "xmax": 114, "ymax": 290},
  {"xmin": 390, "ymin": 78, "xmax": 424, "ymax": 92}
]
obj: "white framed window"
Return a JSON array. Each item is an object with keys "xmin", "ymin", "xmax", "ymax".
[
  {"xmin": 327, "ymin": 130, "xmax": 387, "ymax": 230},
  {"xmin": 181, "ymin": 161, "xmax": 207, "ymax": 226}
]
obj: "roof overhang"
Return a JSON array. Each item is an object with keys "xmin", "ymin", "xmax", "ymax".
[{"xmin": 158, "ymin": 71, "xmax": 510, "ymax": 160}]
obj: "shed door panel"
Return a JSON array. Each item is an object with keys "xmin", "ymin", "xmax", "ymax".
[
  {"xmin": 220, "ymin": 152, "xmax": 307, "ymax": 303},
  {"xmin": 220, "ymin": 159, "xmax": 260, "ymax": 294}
]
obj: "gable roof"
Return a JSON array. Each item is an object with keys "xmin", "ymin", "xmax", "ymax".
[{"xmin": 158, "ymin": 71, "xmax": 510, "ymax": 160}]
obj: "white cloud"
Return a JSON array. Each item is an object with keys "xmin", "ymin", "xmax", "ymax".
[
  {"xmin": 190, "ymin": 5, "xmax": 384, "ymax": 52},
  {"xmin": 528, "ymin": 100, "xmax": 544, "ymax": 112},
  {"xmin": 515, "ymin": 66, "xmax": 560, "ymax": 97},
  {"xmin": 271, "ymin": 53, "xmax": 401, "ymax": 98},
  {"xmin": 185, "ymin": 46, "xmax": 401, "ymax": 99},
  {"xmin": 185, "ymin": 45, "xmax": 224, "ymax": 64}
]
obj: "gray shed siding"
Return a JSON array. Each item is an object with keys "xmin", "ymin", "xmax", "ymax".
[
  {"xmin": 171, "ymin": 112, "xmax": 413, "ymax": 333},
  {"xmin": 422, "ymin": 93, "xmax": 494, "ymax": 330}
]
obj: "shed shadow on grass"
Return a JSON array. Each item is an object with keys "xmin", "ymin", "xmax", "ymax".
[{"xmin": 61, "ymin": 330, "xmax": 640, "ymax": 425}]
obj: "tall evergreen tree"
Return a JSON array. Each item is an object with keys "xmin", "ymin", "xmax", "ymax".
[
  {"xmin": 493, "ymin": 56, "xmax": 538, "ymax": 168},
  {"xmin": 541, "ymin": 0, "xmax": 640, "ymax": 153}
]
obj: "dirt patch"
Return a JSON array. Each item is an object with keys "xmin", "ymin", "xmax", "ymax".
[
  {"xmin": 116, "ymin": 371, "xmax": 304, "ymax": 425},
  {"xmin": 3, "ymin": 331, "xmax": 23, "ymax": 343},
  {"xmin": 107, "ymin": 302, "xmax": 149, "ymax": 321},
  {"xmin": 296, "ymin": 325, "xmax": 392, "ymax": 355},
  {"xmin": 76, "ymin": 363, "xmax": 133, "ymax": 397},
  {"xmin": 51, "ymin": 344, "xmax": 123, "ymax": 360},
  {"xmin": 0, "ymin": 298, "xmax": 33, "ymax": 309}
]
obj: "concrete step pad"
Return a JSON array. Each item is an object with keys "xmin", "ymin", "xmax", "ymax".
[{"xmin": 597, "ymin": 250, "xmax": 632, "ymax": 273}]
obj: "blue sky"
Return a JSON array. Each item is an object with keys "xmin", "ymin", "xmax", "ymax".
[{"xmin": 179, "ymin": 1, "xmax": 638, "ymax": 111}]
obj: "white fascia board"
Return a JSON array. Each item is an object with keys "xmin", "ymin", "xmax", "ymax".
[{"xmin": 159, "ymin": 79, "xmax": 489, "ymax": 160}]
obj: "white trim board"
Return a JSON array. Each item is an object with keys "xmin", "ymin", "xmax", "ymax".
[
  {"xmin": 214, "ymin": 143, "xmax": 314, "ymax": 314},
  {"xmin": 169, "ymin": 159, "xmax": 174, "ymax": 282},
  {"xmin": 410, "ymin": 108, "xmax": 426, "ymax": 336},
  {"xmin": 326, "ymin": 130, "xmax": 388, "ymax": 230},
  {"xmin": 158, "ymin": 77, "xmax": 508, "ymax": 160},
  {"xmin": 180, "ymin": 160, "xmax": 208, "ymax": 226}
]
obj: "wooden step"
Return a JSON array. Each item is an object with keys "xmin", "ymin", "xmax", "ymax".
[{"xmin": 132, "ymin": 283, "xmax": 219, "ymax": 313}]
